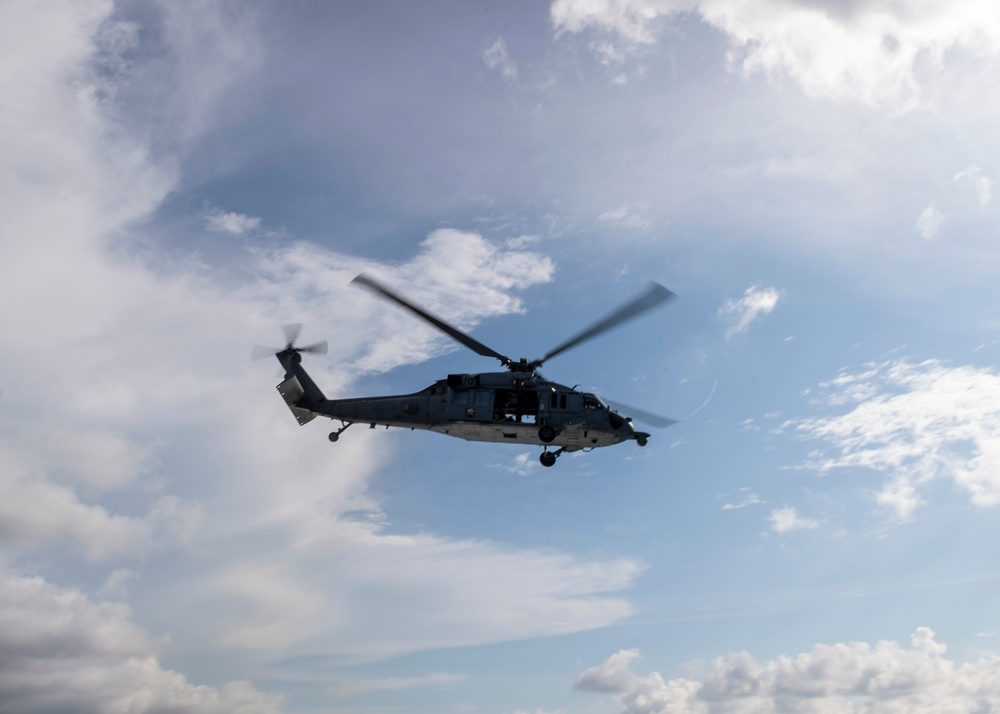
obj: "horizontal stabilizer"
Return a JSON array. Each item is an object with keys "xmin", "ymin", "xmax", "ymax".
[{"xmin": 277, "ymin": 375, "xmax": 317, "ymax": 425}]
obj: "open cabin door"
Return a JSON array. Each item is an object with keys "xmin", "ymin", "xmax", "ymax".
[{"xmin": 493, "ymin": 388, "xmax": 539, "ymax": 424}]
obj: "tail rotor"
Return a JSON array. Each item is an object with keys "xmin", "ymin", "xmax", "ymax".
[{"xmin": 252, "ymin": 323, "xmax": 328, "ymax": 361}]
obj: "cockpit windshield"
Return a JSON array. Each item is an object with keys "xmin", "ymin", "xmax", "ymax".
[{"xmin": 582, "ymin": 393, "xmax": 606, "ymax": 410}]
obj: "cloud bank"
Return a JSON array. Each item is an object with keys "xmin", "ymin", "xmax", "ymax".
[
  {"xmin": 576, "ymin": 628, "xmax": 1000, "ymax": 713},
  {"xmin": 0, "ymin": 569, "xmax": 285, "ymax": 714}
]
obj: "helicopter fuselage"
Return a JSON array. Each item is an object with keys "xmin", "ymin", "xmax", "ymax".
[{"xmin": 275, "ymin": 352, "xmax": 643, "ymax": 454}]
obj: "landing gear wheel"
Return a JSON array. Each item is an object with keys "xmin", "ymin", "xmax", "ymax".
[
  {"xmin": 539, "ymin": 451, "xmax": 557, "ymax": 467},
  {"xmin": 636, "ymin": 435, "xmax": 648, "ymax": 447},
  {"xmin": 328, "ymin": 432, "xmax": 339, "ymax": 442},
  {"xmin": 538, "ymin": 425, "xmax": 556, "ymax": 443}
]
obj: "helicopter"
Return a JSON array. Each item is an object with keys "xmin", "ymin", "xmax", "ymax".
[{"xmin": 252, "ymin": 274, "xmax": 677, "ymax": 467}]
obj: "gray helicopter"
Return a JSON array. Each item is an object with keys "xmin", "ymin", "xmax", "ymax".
[{"xmin": 253, "ymin": 274, "xmax": 677, "ymax": 467}]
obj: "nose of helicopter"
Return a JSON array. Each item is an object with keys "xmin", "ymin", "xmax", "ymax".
[{"xmin": 607, "ymin": 409, "xmax": 635, "ymax": 440}]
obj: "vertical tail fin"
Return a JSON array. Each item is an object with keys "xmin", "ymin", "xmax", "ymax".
[{"xmin": 275, "ymin": 350, "xmax": 327, "ymax": 426}]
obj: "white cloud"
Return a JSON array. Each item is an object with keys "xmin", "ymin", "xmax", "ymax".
[
  {"xmin": 206, "ymin": 209, "xmax": 262, "ymax": 235},
  {"xmin": 576, "ymin": 628, "xmax": 1000, "ymax": 713},
  {"xmin": 551, "ymin": 0, "xmax": 1000, "ymax": 108},
  {"xmin": 719, "ymin": 284, "xmax": 781, "ymax": 338},
  {"xmin": 768, "ymin": 505, "xmax": 818, "ymax": 533},
  {"xmin": 501, "ymin": 452, "xmax": 541, "ymax": 476},
  {"xmin": 791, "ymin": 359, "xmax": 1000, "ymax": 519},
  {"xmin": 955, "ymin": 165, "xmax": 994, "ymax": 207},
  {"xmin": 483, "ymin": 36, "xmax": 519, "ymax": 82},
  {"xmin": 0, "ymin": 568, "xmax": 285, "ymax": 713},
  {"xmin": 917, "ymin": 204, "xmax": 945, "ymax": 240}
]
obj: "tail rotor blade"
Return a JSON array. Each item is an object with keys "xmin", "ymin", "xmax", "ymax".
[
  {"xmin": 298, "ymin": 340, "xmax": 328, "ymax": 356},
  {"xmin": 251, "ymin": 345, "xmax": 282, "ymax": 361},
  {"xmin": 281, "ymin": 323, "xmax": 303, "ymax": 347},
  {"xmin": 253, "ymin": 325, "xmax": 326, "ymax": 362}
]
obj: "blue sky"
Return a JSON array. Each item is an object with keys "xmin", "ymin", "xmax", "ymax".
[{"xmin": 3, "ymin": 1, "xmax": 1000, "ymax": 712}]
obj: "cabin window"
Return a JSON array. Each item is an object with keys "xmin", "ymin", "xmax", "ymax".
[
  {"xmin": 474, "ymin": 390, "xmax": 491, "ymax": 406},
  {"xmin": 550, "ymin": 392, "xmax": 558, "ymax": 409},
  {"xmin": 452, "ymin": 389, "xmax": 470, "ymax": 406},
  {"xmin": 560, "ymin": 393, "xmax": 567, "ymax": 410}
]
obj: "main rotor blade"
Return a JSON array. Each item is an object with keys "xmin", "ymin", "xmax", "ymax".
[
  {"xmin": 540, "ymin": 282, "xmax": 675, "ymax": 366},
  {"xmin": 352, "ymin": 274, "xmax": 511, "ymax": 366},
  {"xmin": 605, "ymin": 398, "xmax": 677, "ymax": 428}
]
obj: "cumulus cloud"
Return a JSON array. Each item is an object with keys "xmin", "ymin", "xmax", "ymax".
[
  {"xmin": 0, "ymin": 569, "xmax": 285, "ymax": 714},
  {"xmin": 551, "ymin": 0, "xmax": 1000, "ymax": 107},
  {"xmin": 719, "ymin": 284, "xmax": 780, "ymax": 338},
  {"xmin": 790, "ymin": 359, "xmax": 1000, "ymax": 519},
  {"xmin": 483, "ymin": 36, "xmax": 519, "ymax": 82},
  {"xmin": 575, "ymin": 628, "xmax": 1000, "ymax": 713},
  {"xmin": 768, "ymin": 505, "xmax": 818, "ymax": 533}
]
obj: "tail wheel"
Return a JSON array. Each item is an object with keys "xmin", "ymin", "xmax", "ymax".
[{"xmin": 538, "ymin": 425, "xmax": 556, "ymax": 443}]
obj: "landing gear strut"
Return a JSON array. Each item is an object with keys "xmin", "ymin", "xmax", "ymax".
[{"xmin": 329, "ymin": 420, "xmax": 354, "ymax": 442}]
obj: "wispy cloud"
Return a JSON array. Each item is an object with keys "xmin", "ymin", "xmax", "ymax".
[
  {"xmin": 483, "ymin": 36, "xmax": 519, "ymax": 83},
  {"xmin": 955, "ymin": 165, "xmax": 994, "ymax": 207},
  {"xmin": 917, "ymin": 204, "xmax": 944, "ymax": 240},
  {"xmin": 329, "ymin": 672, "xmax": 463, "ymax": 697},
  {"xmin": 719, "ymin": 284, "xmax": 781, "ymax": 338},
  {"xmin": 598, "ymin": 204, "xmax": 651, "ymax": 230},
  {"xmin": 720, "ymin": 490, "xmax": 763, "ymax": 510}
]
